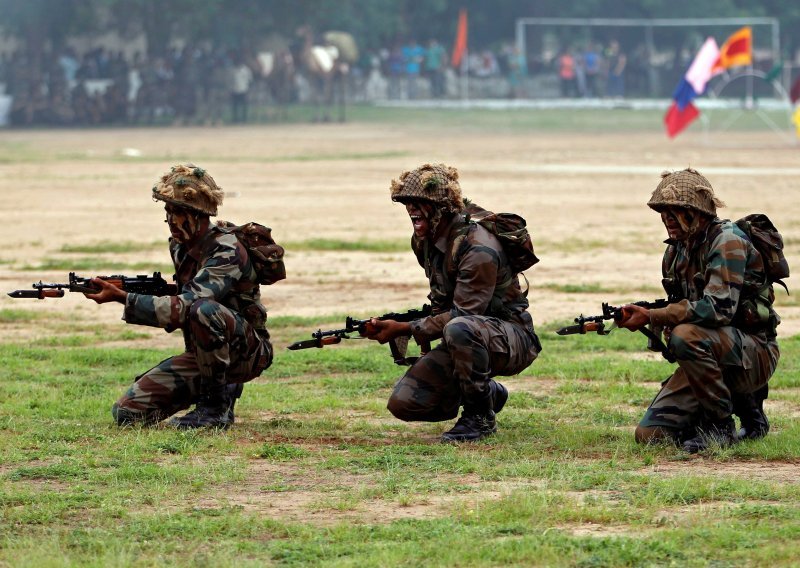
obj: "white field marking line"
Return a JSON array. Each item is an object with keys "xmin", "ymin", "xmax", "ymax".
[{"xmin": 506, "ymin": 164, "xmax": 800, "ymax": 176}]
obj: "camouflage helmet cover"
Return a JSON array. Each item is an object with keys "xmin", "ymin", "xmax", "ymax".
[
  {"xmin": 647, "ymin": 167, "xmax": 724, "ymax": 217},
  {"xmin": 152, "ymin": 164, "xmax": 224, "ymax": 216},
  {"xmin": 390, "ymin": 163, "xmax": 464, "ymax": 212}
]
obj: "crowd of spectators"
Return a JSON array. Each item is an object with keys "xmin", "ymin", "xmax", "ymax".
[
  {"xmin": 0, "ymin": 36, "xmax": 663, "ymax": 127},
  {"xmin": 0, "ymin": 45, "xmax": 257, "ymax": 127}
]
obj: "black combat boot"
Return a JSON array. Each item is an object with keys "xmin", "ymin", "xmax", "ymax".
[
  {"xmin": 733, "ymin": 385, "xmax": 769, "ymax": 440},
  {"xmin": 490, "ymin": 380, "xmax": 509, "ymax": 414},
  {"xmin": 681, "ymin": 416, "xmax": 737, "ymax": 454},
  {"xmin": 170, "ymin": 383, "xmax": 242, "ymax": 430},
  {"xmin": 441, "ymin": 390, "xmax": 497, "ymax": 442},
  {"xmin": 441, "ymin": 410, "xmax": 497, "ymax": 442}
]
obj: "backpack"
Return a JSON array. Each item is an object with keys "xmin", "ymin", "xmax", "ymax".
[
  {"xmin": 460, "ymin": 200, "xmax": 539, "ymax": 274},
  {"xmin": 218, "ymin": 221, "xmax": 286, "ymax": 285},
  {"xmin": 735, "ymin": 214, "xmax": 790, "ymax": 293}
]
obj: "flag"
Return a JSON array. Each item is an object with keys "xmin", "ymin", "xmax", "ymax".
[
  {"xmin": 764, "ymin": 62, "xmax": 782, "ymax": 83},
  {"xmin": 451, "ymin": 9, "xmax": 467, "ymax": 68},
  {"xmin": 790, "ymin": 75, "xmax": 800, "ymax": 105},
  {"xmin": 665, "ymin": 101, "xmax": 700, "ymax": 138},
  {"xmin": 684, "ymin": 37, "xmax": 720, "ymax": 94},
  {"xmin": 663, "ymin": 38, "xmax": 718, "ymax": 137},
  {"xmin": 712, "ymin": 27, "xmax": 752, "ymax": 73},
  {"xmin": 793, "ymin": 106, "xmax": 800, "ymax": 139}
]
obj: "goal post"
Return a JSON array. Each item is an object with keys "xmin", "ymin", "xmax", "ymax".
[{"xmin": 514, "ymin": 17, "xmax": 781, "ymax": 99}]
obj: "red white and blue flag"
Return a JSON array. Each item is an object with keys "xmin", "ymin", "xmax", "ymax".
[
  {"xmin": 664, "ymin": 37, "xmax": 720, "ymax": 138},
  {"xmin": 664, "ymin": 27, "xmax": 754, "ymax": 138}
]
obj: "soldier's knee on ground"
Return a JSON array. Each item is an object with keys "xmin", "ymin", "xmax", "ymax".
[
  {"xmin": 112, "ymin": 402, "xmax": 151, "ymax": 426},
  {"xmin": 635, "ymin": 424, "xmax": 680, "ymax": 445}
]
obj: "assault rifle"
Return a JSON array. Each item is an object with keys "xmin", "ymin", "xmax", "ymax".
[
  {"xmin": 556, "ymin": 299, "xmax": 676, "ymax": 363},
  {"xmin": 8, "ymin": 272, "xmax": 173, "ymax": 299},
  {"xmin": 287, "ymin": 304, "xmax": 432, "ymax": 366}
]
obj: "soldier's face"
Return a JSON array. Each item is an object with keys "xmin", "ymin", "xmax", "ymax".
[
  {"xmin": 165, "ymin": 205, "xmax": 201, "ymax": 243},
  {"xmin": 660, "ymin": 208, "xmax": 690, "ymax": 241},
  {"xmin": 405, "ymin": 201, "xmax": 434, "ymax": 239}
]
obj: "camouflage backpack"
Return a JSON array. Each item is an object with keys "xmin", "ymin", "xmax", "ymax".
[
  {"xmin": 218, "ymin": 221, "xmax": 286, "ymax": 285},
  {"xmin": 735, "ymin": 214, "xmax": 790, "ymax": 293},
  {"xmin": 441, "ymin": 201, "xmax": 538, "ymax": 315},
  {"xmin": 457, "ymin": 200, "xmax": 539, "ymax": 275}
]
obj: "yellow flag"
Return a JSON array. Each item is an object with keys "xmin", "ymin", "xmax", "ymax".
[{"xmin": 794, "ymin": 106, "xmax": 800, "ymax": 138}]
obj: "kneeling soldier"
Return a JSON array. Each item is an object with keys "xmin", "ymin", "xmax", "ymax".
[
  {"xmin": 85, "ymin": 164, "xmax": 273, "ymax": 428},
  {"xmin": 364, "ymin": 163, "xmax": 541, "ymax": 442},
  {"xmin": 618, "ymin": 168, "xmax": 780, "ymax": 452}
]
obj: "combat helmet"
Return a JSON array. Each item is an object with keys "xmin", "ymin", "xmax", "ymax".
[
  {"xmin": 647, "ymin": 168, "xmax": 724, "ymax": 217},
  {"xmin": 152, "ymin": 164, "xmax": 224, "ymax": 216},
  {"xmin": 390, "ymin": 163, "xmax": 464, "ymax": 212}
]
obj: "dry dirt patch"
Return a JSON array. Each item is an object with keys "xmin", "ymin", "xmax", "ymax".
[
  {"xmin": 641, "ymin": 460, "xmax": 800, "ymax": 484},
  {"xmin": 187, "ymin": 461, "xmax": 548, "ymax": 525}
]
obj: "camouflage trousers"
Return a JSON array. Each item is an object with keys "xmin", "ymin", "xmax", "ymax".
[
  {"xmin": 387, "ymin": 315, "xmax": 540, "ymax": 422},
  {"xmin": 638, "ymin": 323, "xmax": 779, "ymax": 437},
  {"xmin": 112, "ymin": 299, "xmax": 272, "ymax": 425}
]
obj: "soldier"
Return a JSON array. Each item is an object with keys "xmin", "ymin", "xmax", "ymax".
[
  {"xmin": 618, "ymin": 168, "xmax": 780, "ymax": 452},
  {"xmin": 364, "ymin": 163, "xmax": 541, "ymax": 442},
  {"xmin": 85, "ymin": 164, "xmax": 274, "ymax": 428}
]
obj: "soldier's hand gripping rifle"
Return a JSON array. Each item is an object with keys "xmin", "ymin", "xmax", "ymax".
[
  {"xmin": 287, "ymin": 304, "xmax": 432, "ymax": 366},
  {"xmin": 8, "ymin": 272, "xmax": 174, "ymax": 299},
  {"xmin": 556, "ymin": 299, "xmax": 676, "ymax": 363}
]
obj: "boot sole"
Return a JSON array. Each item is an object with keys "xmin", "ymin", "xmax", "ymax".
[{"xmin": 440, "ymin": 429, "xmax": 497, "ymax": 443}]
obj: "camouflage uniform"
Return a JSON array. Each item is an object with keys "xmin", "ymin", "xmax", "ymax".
[
  {"xmin": 638, "ymin": 174, "xmax": 780, "ymax": 441},
  {"xmin": 387, "ymin": 211, "xmax": 541, "ymax": 421},
  {"xmin": 112, "ymin": 167, "xmax": 273, "ymax": 425}
]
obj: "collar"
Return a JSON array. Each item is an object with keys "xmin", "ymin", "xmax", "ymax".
[
  {"xmin": 184, "ymin": 226, "xmax": 216, "ymax": 260},
  {"xmin": 432, "ymin": 214, "xmax": 462, "ymax": 253}
]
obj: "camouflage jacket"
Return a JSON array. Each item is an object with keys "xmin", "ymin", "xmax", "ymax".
[
  {"xmin": 649, "ymin": 218, "xmax": 775, "ymax": 332},
  {"xmin": 123, "ymin": 223, "xmax": 267, "ymax": 340},
  {"xmin": 409, "ymin": 213, "xmax": 533, "ymax": 343}
]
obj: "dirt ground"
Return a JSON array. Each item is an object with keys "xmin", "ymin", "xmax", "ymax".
[{"xmin": 1, "ymin": 124, "xmax": 799, "ymax": 341}]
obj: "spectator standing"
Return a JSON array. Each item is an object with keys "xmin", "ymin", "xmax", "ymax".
[
  {"xmin": 583, "ymin": 43, "xmax": 600, "ymax": 97},
  {"xmin": 230, "ymin": 55, "xmax": 253, "ymax": 123},
  {"xmin": 605, "ymin": 39, "xmax": 627, "ymax": 98},
  {"xmin": 402, "ymin": 39, "xmax": 425, "ymax": 99},
  {"xmin": 506, "ymin": 44, "xmax": 527, "ymax": 99},
  {"xmin": 424, "ymin": 39, "xmax": 447, "ymax": 98},
  {"xmin": 557, "ymin": 48, "xmax": 577, "ymax": 97}
]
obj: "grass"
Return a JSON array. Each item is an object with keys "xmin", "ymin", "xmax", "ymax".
[
  {"xmin": 1, "ymin": 307, "xmax": 799, "ymax": 566},
  {"xmin": 20, "ymin": 258, "xmax": 173, "ymax": 273},
  {"xmin": 58, "ymin": 241, "xmax": 165, "ymax": 254},
  {"xmin": 285, "ymin": 238, "xmax": 408, "ymax": 253}
]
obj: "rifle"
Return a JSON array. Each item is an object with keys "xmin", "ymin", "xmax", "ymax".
[
  {"xmin": 287, "ymin": 304, "xmax": 432, "ymax": 366},
  {"xmin": 8, "ymin": 272, "xmax": 173, "ymax": 299},
  {"xmin": 556, "ymin": 299, "xmax": 676, "ymax": 363}
]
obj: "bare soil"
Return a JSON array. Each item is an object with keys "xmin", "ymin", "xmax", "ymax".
[{"xmin": 1, "ymin": 125, "xmax": 799, "ymax": 343}]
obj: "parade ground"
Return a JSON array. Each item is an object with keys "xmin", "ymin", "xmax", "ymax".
[{"xmin": 1, "ymin": 108, "xmax": 799, "ymax": 565}]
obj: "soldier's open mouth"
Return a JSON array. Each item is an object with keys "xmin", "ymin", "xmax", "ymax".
[{"xmin": 410, "ymin": 215, "xmax": 424, "ymax": 230}]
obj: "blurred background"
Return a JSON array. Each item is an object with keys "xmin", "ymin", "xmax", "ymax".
[{"xmin": 0, "ymin": 0, "xmax": 798, "ymax": 128}]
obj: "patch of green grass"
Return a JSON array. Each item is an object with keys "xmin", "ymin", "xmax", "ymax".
[
  {"xmin": 0, "ymin": 309, "xmax": 41, "ymax": 323},
  {"xmin": 540, "ymin": 282, "xmax": 615, "ymax": 294},
  {"xmin": 20, "ymin": 258, "xmax": 173, "ymax": 273},
  {"xmin": 286, "ymin": 238, "xmax": 408, "ymax": 253},
  {"xmin": 1, "ymin": 307, "xmax": 800, "ymax": 566},
  {"xmin": 59, "ymin": 241, "xmax": 165, "ymax": 254}
]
